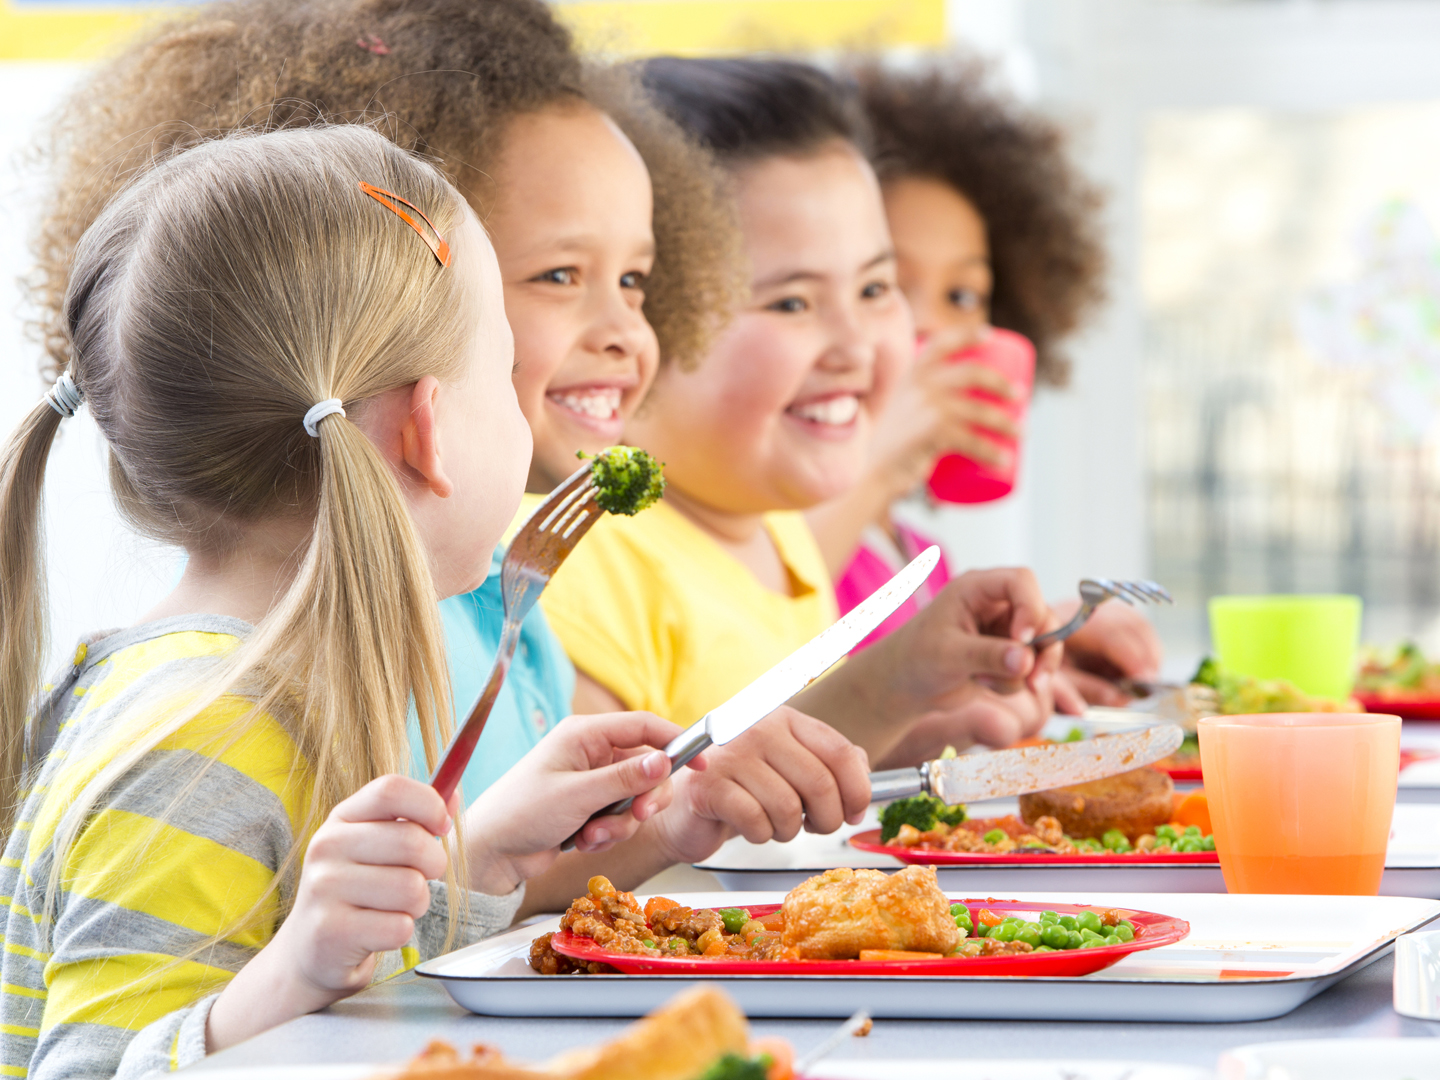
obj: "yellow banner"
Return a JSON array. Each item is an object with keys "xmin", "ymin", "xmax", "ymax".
[{"xmin": 0, "ymin": 0, "xmax": 944, "ymax": 62}]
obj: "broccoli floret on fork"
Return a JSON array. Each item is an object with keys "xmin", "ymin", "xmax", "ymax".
[{"xmin": 581, "ymin": 446, "xmax": 666, "ymax": 516}]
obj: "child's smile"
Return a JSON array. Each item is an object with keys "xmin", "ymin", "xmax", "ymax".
[
  {"xmin": 546, "ymin": 378, "xmax": 633, "ymax": 437},
  {"xmin": 784, "ymin": 390, "xmax": 863, "ymax": 438}
]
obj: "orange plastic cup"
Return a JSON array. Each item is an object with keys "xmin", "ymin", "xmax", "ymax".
[{"xmin": 1197, "ymin": 713, "xmax": 1400, "ymax": 895}]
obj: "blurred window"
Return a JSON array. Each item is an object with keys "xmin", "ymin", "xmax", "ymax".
[{"xmin": 1142, "ymin": 104, "xmax": 1440, "ymax": 651}]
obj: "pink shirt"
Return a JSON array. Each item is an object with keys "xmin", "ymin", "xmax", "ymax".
[{"xmin": 835, "ymin": 521, "xmax": 952, "ymax": 652}]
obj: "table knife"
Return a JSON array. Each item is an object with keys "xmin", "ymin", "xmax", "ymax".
[
  {"xmin": 559, "ymin": 545, "xmax": 942, "ymax": 849},
  {"xmin": 868, "ymin": 724, "xmax": 1185, "ymax": 805}
]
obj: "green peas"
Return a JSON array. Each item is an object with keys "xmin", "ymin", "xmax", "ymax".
[
  {"xmin": 1041, "ymin": 923, "xmax": 1070, "ymax": 949},
  {"xmin": 718, "ymin": 908, "xmax": 750, "ymax": 934},
  {"xmin": 973, "ymin": 922, "xmax": 989, "ymax": 938},
  {"xmin": 1076, "ymin": 910, "xmax": 1103, "ymax": 934},
  {"xmin": 1201, "ymin": 836, "xmax": 1216, "ymax": 851},
  {"xmin": 1079, "ymin": 927, "xmax": 1105, "ymax": 943},
  {"xmin": 983, "ymin": 828, "xmax": 1007, "ymax": 844},
  {"xmin": 1033, "ymin": 945, "xmax": 1055, "ymax": 953},
  {"xmin": 1017, "ymin": 924, "xmax": 1043, "ymax": 948},
  {"xmin": 666, "ymin": 938, "xmax": 690, "ymax": 953},
  {"xmin": 1066, "ymin": 930, "xmax": 1084, "ymax": 950},
  {"xmin": 1101, "ymin": 829, "xmax": 1132, "ymax": 853},
  {"xmin": 1058, "ymin": 915, "xmax": 1078, "ymax": 931},
  {"xmin": 1184, "ymin": 825, "xmax": 1202, "ymax": 837},
  {"xmin": 1155, "ymin": 824, "xmax": 1179, "ymax": 843},
  {"xmin": 1114, "ymin": 924, "xmax": 1135, "ymax": 942},
  {"xmin": 1076, "ymin": 838, "xmax": 1104, "ymax": 853},
  {"xmin": 1038, "ymin": 910, "xmax": 1059, "ymax": 924},
  {"xmin": 1175, "ymin": 836, "xmax": 1202, "ymax": 853},
  {"xmin": 990, "ymin": 922, "xmax": 1017, "ymax": 942},
  {"xmin": 642, "ymin": 939, "xmax": 656, "ymax": 948},
  {"xmin": 1080, "ymin": 936, "xmax": 1109, "ymax": 948},
  {"xmin": 950, "ymin": 903, "xmax": 967, "ymax": 917}
]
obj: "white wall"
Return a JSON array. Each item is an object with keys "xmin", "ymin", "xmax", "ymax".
[{"xmin": 0, "ymin": 62, "xmax": 176, "ymax": 672}]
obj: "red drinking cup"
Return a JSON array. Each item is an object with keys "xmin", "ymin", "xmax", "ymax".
[{"xmin": 926, "ymin": 326, "xmax": 1035, "ymax": 504}]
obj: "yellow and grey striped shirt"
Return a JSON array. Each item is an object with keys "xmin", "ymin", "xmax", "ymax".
[{"xmin": 1, "ymin": 615, "xmax": 522, "ymax": 1080}]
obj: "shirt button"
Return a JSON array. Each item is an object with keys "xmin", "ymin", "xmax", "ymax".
[{"xmin": 531, "ymin": 709, "xmax": 548, "ymax": 736}]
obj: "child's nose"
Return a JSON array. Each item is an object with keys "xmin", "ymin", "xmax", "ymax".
[
  {"xmin": 590, "ymin": 293, "xmax": 654, "ymax": 359},
  {"xmin": 820, "ymin": 308, "xmax": 876, "ymax": 371}
]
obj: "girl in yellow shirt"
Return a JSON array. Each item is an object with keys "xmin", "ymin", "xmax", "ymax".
[{"xmin": 542, "ymin": 59, "xmax": 1068, "ymax": 770}]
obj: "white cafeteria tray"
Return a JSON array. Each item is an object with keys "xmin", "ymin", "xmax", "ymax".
[
  {"xmin": 190, "ymin": 1063, "xmax": 1211, "ymax": 1080},
  {"xmin": 415, "ymin": 890, "xmax": 1440, "ymax": 1022},
  {"xmin": 1217, "ymin": 1037, "xmax": 1440, "ymax": 1079},
  {"xmin": 696, "ymin": 801, "xmax": 1440, "ymax": 897}
]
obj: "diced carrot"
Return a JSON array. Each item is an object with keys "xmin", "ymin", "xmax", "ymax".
[
  {"xmin": 858, "ymin": 949, "xmax": 948, "ymax": 962},
  {"xmin": 643, "ymin": 896, "xmax": 680, "ymax": 923},
  {"xmin": 977, "ymin": 908, "xmax": 1005, "ymax": 927},
  {"xmin": 751, "ymin": 1038, "xmax": 794, "ymax": 1080},
  {"xmin": 1009, "ymin": 736, "xmax": 1051, "ymax": 749},
  {"xmin": 1173, "ymin": 790, "xmax": 1212, "ymax": 835},
  {"xmin": 758, "ymin": 909, "xmax": 786, "ymax": 931}
]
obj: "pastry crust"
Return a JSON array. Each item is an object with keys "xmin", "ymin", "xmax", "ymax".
[
  {"xmin": 1018, "ymin": 767, "xmax": 1174, "ymax": 842},
  {"xmin": 781, "ymin": 866, "xmax": 959, "ymax": 960},
  {"xmin": 387, "ymin": 986, "xmax": 749, "ymax": 1080}
]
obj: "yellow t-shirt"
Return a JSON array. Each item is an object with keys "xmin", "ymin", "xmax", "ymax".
[{"xmin": 539, "ymin": 501, "xmax": 839, "ymax": 728}]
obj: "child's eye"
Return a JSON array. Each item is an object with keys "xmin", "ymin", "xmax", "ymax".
[
  {"xmin": 620, "ymin": 271, "xmax": 646, "ymax": 290},
  {"xmin": 949, "ymin": 287, "xmax": 984, "ymax": 311},
  {"xmin": 533, "ymin": 268, "xmax": 577, "ymax": 285},
  {"xmin": 860, "ymin": 281, "xmax": 891, "ymax": 301},
  {"xmin": 766, "ymin": 296, "xmax": 808, "ymax": 314}
]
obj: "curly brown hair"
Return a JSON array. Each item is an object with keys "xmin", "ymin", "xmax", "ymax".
[
  {"xmin": 849, "ymin": 56, "xmax": 1108, "ymax": 387},
  {"xmin": 31, "ymin": 0, "xmax": 741, "ymax": 379}
]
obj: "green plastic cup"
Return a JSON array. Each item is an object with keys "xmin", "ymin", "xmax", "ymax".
[{"xmin": 1208, "ymin": 594, "xmax": 1362, "ymax": 701}]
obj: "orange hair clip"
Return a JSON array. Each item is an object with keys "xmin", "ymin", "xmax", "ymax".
[{"xmin": 358, "ymin": 181, "xmax": 451, "ymax": 267}]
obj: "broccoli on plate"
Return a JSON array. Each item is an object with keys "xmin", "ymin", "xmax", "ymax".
[{"xmin": 878, "ymin": 793, "xmax": 967, "ymax": 844}]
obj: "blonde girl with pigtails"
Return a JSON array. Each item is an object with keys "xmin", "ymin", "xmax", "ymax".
[{"xmin": 0, "ymin": 125, "xmax": 687, "ymax": 1080}]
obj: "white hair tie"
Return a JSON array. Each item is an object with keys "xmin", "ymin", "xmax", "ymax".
[
  {"xmin": 303, "ymin": 398, "xmax": 346, "ymax": 438},
  {"xmin": 46, "ymin": 372, "xmax": 84, "ymax": 418}
]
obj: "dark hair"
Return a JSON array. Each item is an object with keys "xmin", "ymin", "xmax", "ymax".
[
  {"xmin": 850, "ymin": 57, "xmax": 1108, "ymax": 387},
  {"xmin": 639, "ymin": 56, "xmax": 871, "ymax": 167},
  {"xmin": 33, "ymin": 0, "xmax": 741, "ymax": 377}
]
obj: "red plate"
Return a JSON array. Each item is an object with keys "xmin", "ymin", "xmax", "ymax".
[
  {"xmin": 550, "ymin": 899, "xmax": 1188, "ymax": 978},
  {"xmin": 1356, "ymin": 692, "xmax": 1440, "ymax": 720},
  {"xmin": 849, "ymin": 828, "xmax": 1217, "ymax": 865},
  {"xmin": 1164, "ymin": 765, "xmax": 1203, "ymax": 781}
]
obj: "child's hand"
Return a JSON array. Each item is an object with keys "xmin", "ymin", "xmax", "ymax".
[
  {"xmin": 807, "ymin": 566, "xmax": 1063, "ymax": 767},
  {"xmin": 206, "ymin": 775, "xmax": 452, "ymax": 1050},
  {"xmin": 1055, "ymin": 598, "xmax": 1164, "ymax": 707},
  {"xmin": 866, "ymin": 326, "xmax": 1022, "ymax": 500},
  {"xmin": 463, "ymin": 712, "xmax": 685, "ymax": 894},
  {"xmin": 646, "ymin": 706, "xmax": 872, "ymax": 865}
]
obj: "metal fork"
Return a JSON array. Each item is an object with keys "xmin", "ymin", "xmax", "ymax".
[
  {"xmin": 430, "ymin": 462, "xmax": 599, "ymax": 802},
  {"xmin": 1032, "ymin": 578, "xmax": 1173, "ymax": 650}
]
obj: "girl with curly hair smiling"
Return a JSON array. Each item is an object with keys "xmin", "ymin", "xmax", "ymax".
[{"xmin": 809, "ymin": 56, "xmax": 1163, "ymax": 706}]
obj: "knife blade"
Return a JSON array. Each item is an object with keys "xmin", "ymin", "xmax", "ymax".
[
  {"xmin": 867, "ymin": 724, "xmax": 1185, "ymax": 806},
  {"xmin": 559, "ymin": 545, "xmax": 942, "ymax": 850}
]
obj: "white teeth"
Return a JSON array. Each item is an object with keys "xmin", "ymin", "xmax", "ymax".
[
  {"xmin": 789, "ymin": 395, "xmax": 860, "ymax": 426},
  {"xmin": 550, "ymin": 387, "xmax": 622, "ymax": 421}
]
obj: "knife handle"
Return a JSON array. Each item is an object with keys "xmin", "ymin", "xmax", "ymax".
[
  {"xmin": 868, "ymin": 767, "xmax": 929, "ymax": 803},
  {"xmin": 558, "ymin": 723, "xmax": 714, "ymax": 851}
]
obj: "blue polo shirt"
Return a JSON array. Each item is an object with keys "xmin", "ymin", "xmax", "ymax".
[{"xmin": 412, "ymin": 547, "xmax": 576, "ymax": 804}]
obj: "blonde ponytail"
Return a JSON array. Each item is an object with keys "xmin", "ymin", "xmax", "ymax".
[
  {"xmin": 0, "ymin": 400, "xmax": 64, "ymax": 832},
  {"xmin": 29, "ymin": 124, "xmax": 483, "ymax": 950}
]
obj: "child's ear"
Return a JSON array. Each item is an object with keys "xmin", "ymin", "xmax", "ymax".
[{"xmin": 401, "ymin": 376, "xmax": 454, "ymax": 499}]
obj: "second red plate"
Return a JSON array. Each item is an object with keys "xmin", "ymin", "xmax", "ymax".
[
  {"xmin": 550, "ymin": 899, "xmax": 1189, "ymax": 978},
  {"xmin": 849, "ymin": 829, "xmax": 1218, "ymax": 866}
]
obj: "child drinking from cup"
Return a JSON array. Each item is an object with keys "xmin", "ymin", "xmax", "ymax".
[
  {"xmin": 0, "ymin": 126, "xmax": 707, "ymax": 1077},
  {"xmin": 808, "ymin": 57, "xmax": 1163, "ymax": 704},
  {"xmin": 541, "ymin": 58, "xmax": 1066, "ymax": 768}
]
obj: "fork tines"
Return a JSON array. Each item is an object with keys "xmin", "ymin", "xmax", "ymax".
[
  {"xmin": 1101, "ymin": 578, "xmax": 1172, "ymax": 605},
  {"xmin": 536, "ymin": 473, "xmax": 596, "ymax": 536}
]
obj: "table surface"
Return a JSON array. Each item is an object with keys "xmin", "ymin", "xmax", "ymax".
[{"xmin": 191, "ymin": 951, "xmax": 1440, "ymax": 1074}]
